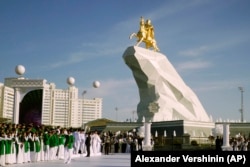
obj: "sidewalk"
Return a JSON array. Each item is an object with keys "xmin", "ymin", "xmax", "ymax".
[{"xmin": 8, "ymin": 153, "xmax": 131, "ymax": 167}]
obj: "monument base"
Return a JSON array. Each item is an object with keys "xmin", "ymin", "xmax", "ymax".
[{"xmin": 142, "ymin": 145, "xmax": 153, "ymax": 151}]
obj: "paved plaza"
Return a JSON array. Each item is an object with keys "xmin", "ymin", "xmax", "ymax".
[{"xmin": 7, "ymin": 153, "xmax": 130, "ymax": 167}]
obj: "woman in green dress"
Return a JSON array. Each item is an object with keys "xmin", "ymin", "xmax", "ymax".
[
  {"xmin": 64, "ymin": 129, "xmax": 74, "ymax": 164},
  {"xmin": 23, "ymin": 132, "xmax": 30, "ymax": 163},
  {"xmin": 34, "ymin": 132, "xmax": 41, "ymax": 162},
  {"xmin": 0, "ymin": 131, "xmax": 6, "ymax": 167},
  {"xmin": 5, "ymin": 131, "xmax": 14, "ymax": 164},
  {"xmin": 58, "ymin": 130, "xmax": 65, "ymax": 160},
  {"xmin": 15, "ymin": 132, "xmax": 24, "ymax": 164},
  {"xmin": 43, "ymin": 130, "xmax": 50, "ymax": 161},
  {"xmin": 28, "ymin": 132, "xmax": 36, "ymax": 162}
]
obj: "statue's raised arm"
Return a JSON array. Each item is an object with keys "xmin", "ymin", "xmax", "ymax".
[{"xmin": 129, "ymin": 17, "xmax": 160, "ymax": 52}]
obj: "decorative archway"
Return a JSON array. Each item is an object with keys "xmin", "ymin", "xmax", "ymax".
[{"xmin": 19, "ymin": 89, "xmax": 43, "ymax": 125}]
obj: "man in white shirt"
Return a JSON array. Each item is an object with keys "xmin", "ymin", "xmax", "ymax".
[
  {"xmin": 73, "ymin": 129, "xmax": 80, "ymax": 154},
  {"xmin": 92, "ymin": 130, "xmax": 102, "ymax": 155},
  {"xmin": 79, "ymin": 129, "xmax": 86, "ymax": 154}
]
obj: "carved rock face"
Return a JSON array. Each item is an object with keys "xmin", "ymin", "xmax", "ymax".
[{"xmin": 123, "ymin": 46, "xmax": 211, "ymax": 122}]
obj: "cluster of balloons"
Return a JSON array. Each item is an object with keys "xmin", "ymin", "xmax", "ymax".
[{"xmin": 15, "ymin": 65, "xmax": 101, "ymax": 88}]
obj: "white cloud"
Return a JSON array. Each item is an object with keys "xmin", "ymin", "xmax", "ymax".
[
  {"xmin": 47, "ymin": 47, "xmax": 120, "ymax": 69},
  {"xmin": 177, "ymin": 38, "xmax": 243, "ymax": 58},
  {"xmin": 144, "ymin": 0, "xmax": 210, "ymax": 21},
  {"xmin": 49, "ymin": 51, "xmax": 88, "ymax": 68},
  {"xmin": 176, "ymin": 60, "xmax": 212, "ymax": 72},
  {"xmin": 175, "ymin": 35, "xmax": 248, "ymax": 72},
  {"xmin": 178, "ymin": 46, "xmax": 210, "ymax": 57},
  {"xmin": 193, "ymin": 80, "xmax": 243, "ymax": 93}
]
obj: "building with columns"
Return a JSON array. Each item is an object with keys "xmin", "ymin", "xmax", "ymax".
[{"xmin": 0, "ymin": 66, "xmax": 102, "ymax": 127}]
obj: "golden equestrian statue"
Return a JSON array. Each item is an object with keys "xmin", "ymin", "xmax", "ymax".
[{"xmin": 129, "ymin": 17, "xmax": 160, "ymax": 52}]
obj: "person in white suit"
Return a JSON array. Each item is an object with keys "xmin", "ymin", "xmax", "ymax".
[
  {"xmin": 73, "ymin": 129, "xmax": 80, "ymax": 154},
  {"xmin": 92, "ymin": 131, "xmax": 102, "ymax": 155},
  {"xmin": 79, "ymin": 129, "xmax": 86, "ymax": 154}
]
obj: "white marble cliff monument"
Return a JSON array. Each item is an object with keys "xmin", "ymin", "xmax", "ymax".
[
  {"xmin": 123, "ymin": 46, "xmax": 211, "ymax": 123},
  {"xmin": 124, "ymin": 17, "xmax": 211, "ymax": 123}
]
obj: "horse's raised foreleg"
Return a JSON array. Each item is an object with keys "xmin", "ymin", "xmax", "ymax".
[{"xmin": 129, "ymin": 33, "xmax": 136, "ymax": 39}]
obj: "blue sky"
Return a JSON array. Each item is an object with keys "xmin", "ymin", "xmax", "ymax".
[{"xmin": 1, "ymin": 0, "xmax": 250, "ymax": 122}]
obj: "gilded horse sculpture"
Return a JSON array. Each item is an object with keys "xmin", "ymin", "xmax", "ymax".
[{"xmin": 130, "ymin": 17, "xmax": 160, "ymax": 52}]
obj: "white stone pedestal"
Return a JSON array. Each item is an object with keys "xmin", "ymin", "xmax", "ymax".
[
  {"xmin": 142, "ymin": 122, "xmax": 153, "ymax": 151},
  {"xmin": 221, "ymin": 123, "xmax": 232, "ymax": 151},
  {"xmin": 123, "ymin": 46, "xmax": 211, "ymax": 122}
]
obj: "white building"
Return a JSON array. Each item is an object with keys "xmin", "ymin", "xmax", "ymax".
[
  {"xmin": 80, "ymin": 98, "xmax": 102, "ymax": 125},
  {"xmin": 0, "ymin": 77, "xmax": 102, "ymax": 128},
  {"xmin": 0, "ymin": 83, "xmax": 14, "ymax": 121}
]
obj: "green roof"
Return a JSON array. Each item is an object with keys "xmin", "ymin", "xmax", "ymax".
[{"xmin": 85, "ymin": 118, "xmax": 116, "ymax": 127}]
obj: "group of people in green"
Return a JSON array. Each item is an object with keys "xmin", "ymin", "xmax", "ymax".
[
  {"xmin": 0, "ymin": 123, "xmax": 80, "ymax": 166},
  {"xmin": 0, "ymin": 122, "xmax": 141, "ymax": 166}
]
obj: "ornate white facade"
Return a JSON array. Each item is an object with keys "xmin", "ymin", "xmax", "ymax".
[
  {"xmin": 123, "ymin": 46, "xmax": 211, "ymax": 123},
  {"xmin": 0, "ymin": 83, "xmax": 14, "ymax": 119}
]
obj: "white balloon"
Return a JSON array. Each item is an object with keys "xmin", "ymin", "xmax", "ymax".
[
  {"xmin": 93, "ymin": 81, "xmax": 100, "ymax": 88},
  {"xmin": 67, "ymin": 77, "xmax": 75, "ymax": 86},
  {"xmin": 15, "ymin": 65, "xmax": 25, "ymax": 75}
]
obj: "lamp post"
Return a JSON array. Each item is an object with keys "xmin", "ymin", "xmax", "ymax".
[
  {"xmin": 64, "ymin": 89, "xmax": 67, "ymax": 128},
  {"xmin": 81, "ymin": 90, "xmax": 87, "ymax": 127},
  {"xmin": 82, "ymin": 81, "xmax": 101, "ymax": 128},
  {"xmin": 115, "ymin": 107, "xmax": 118, "ymax": 121},
  {"xmin": 82, "ymin": 90, "xmax": 87, "ymax": 97},
  {"xmin": 132, "ymin": 110, "xmax": 135, "ymax": 122},
  {"xmin": 238, "ymin": 87, "xmax": 244, "ymax": 122}
]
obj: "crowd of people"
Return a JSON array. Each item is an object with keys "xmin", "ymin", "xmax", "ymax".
[
  {"xmin": 230, "ymin": 134, "xmax": 249, "ymax": 151},
  {"xmin": 215, "ymin": 134, "xmax": 249, "ymax": 151},
  {"xmin": 3, "ymin": 123, "xmax": 249, "ymax": 166},
  {"xmin": 0, "ymin": 123, "xmax": 140, "ymax": 166}
]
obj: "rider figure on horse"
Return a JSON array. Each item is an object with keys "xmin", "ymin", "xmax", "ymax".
[{"xmin": 130, "ymin": 17, "xmax": 160, "ymax": 52}]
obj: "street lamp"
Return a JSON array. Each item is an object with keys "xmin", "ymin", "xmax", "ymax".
[
  {"xmin": 82, "ymin": 81, "xmax": 100, "ymax": 127},
  {"xmin": 82, "ymin": 90, "xmax": 87, "ymax": 97},
  {"xmin": 238, "ymin": 87, "xmax": 244, "ymax": 122},
  {"xmin": 132, "ymin": 110, "xmax": 136, "ymax": 122},
  {"xmin": 81, "ymin": 90, "xmax": 87, "ymax": 127},
  {"xmin": 64, "ymin": 89, "xmax": 67, "ymax": 128},
  {"xmin": 115, "ymin": 107, "xmax": 118, "ymax": 121}
]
